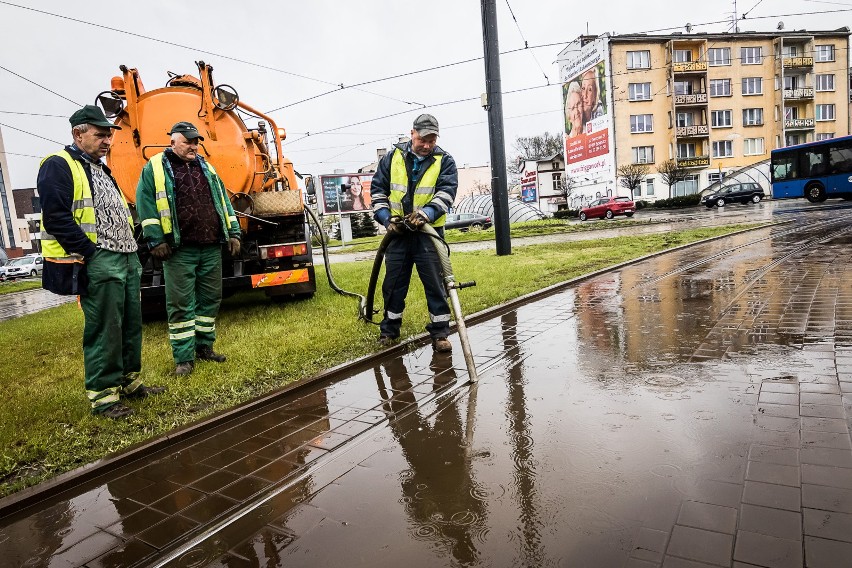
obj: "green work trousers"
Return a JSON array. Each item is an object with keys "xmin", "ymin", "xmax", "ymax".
[
  {"xmin": 80, "ymin": 249, "xmax": 143, "ymax": 413},
  {"xmin": 163, "ymin": 244, "xmax": 223, "ymax": 364}
]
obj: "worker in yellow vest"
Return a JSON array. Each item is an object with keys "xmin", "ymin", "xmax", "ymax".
[
  {"xmin": 136, "ymin": 122, "xmax": 241, "ymax": 377},
  {"xmin": 37, "ymin": 105, "xmax": 165, "ymax": 419},
  {"xmin": 370, "ymin": 114, "xmax": 458, "ymax": 352}
]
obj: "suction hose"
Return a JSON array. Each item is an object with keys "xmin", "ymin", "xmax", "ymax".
[
  {"xmin": 363, "ymin": 222, "xmax": 479, "ymax": 383},
  {"xmin": 304, "ymin": 207, "xmax": 366, "ymax": 310}
]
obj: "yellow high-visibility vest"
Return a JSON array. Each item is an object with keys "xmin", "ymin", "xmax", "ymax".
[{"xmin": 388, "ymin": 149, "xmax": 445, "ymax": 227}]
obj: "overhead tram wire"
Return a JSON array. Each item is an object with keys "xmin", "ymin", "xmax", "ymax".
[
  {"xmin": 0, "ymin": 122, "xmax": 63, "ymax": 145},
  {"xmin": 504, "ymin": 0, "xmax": 550, "ymax": 84},
  {"xmin": 0, "ymin": 0, "xmax": 418, "ymax": 109},
  {"xmin": 0, "ymin": 64, "xmax": 80, "ymax": 106}
]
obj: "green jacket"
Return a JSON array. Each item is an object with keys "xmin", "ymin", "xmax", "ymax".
[{"xmin": 136, "ymin": 151, "xmax": 240, "ymax": 248}]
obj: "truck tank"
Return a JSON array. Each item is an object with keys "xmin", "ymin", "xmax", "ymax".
[{"xmin": 98, "ymin": 61, "xmax": 316, "ymax": 313}]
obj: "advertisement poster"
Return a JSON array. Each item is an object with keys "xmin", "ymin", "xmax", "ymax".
[
  {"xmin": 558, "ymin": 37, "xmax": 613, "ymax": 179},
  {"xmin": 520, "ymin": 170, "xmax": 537, "ymax": 203},
  {"xmin": 319, "ymin": 173, "xmax": 373, "ymax": 214}
]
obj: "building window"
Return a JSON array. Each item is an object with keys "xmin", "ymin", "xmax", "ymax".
[
  {"xmin": 782, "ymin": 45, "xmax": 799, "ymax": 57},
  {"xmin": 783, "ymin": 75, "xmax": 801, "ymax": 90},
  {"xmin": 742, "ymin": 77, "xmax": 763, "ymax": 95},
  {"xmin": 741, "ymin": 47, "xmax": 763, "ymax": 64},
  {"xmin": 743, "ymin": 108, "xmax": 764, "ymax": 126},
  {"xmin": 673, "ymin": 81, "xmax": 692, "ymax": 95},
  {"xmin": 711, "ymin": 110, "xmax": 732, "ymax": 128},
  {"xmin": 708, "ymin": 172, "xmax": 725, "ymax": 184},
  {"xmin": 710, "ymin": 79, "xmax": 732, "ymax": 97},
  {"xmin": 816, "ymin": 104, "xmax": 836, "ymax": 121},
  {"xmin": 744, "ymin": 137, "xmax": 765, "ymax": 156},
  {"xmin": 786, "ymin": 134, "xmax": 802, "ymax": 146},
  {"xmin": 630, "ymin": 114, "xmax": 654, "ymax": 133},
  {"xmin": 677, "ymin": 143, "xmax": 696, "ymax": 159},
  {"xmin": 673, "ymin": 49, "xmax": 692, "ymax": 63},
  {"xmin": 646, "ymin": 178, "xmax": 655, "ymax": 196},
  {"xmin": 632, "ymin": 146, "xmax": 655, "ymax": 164},
  {"xmin": 673, "ymin": 175, "xmax": 699, "ymax": 197},
  {"xmin": 784, "ymin": 106, "xmax": 799, "ymax": 120},
  {"xmin": 676, "ymin": 113, "xmax": 695, "ymax": 127},
  {"xmin": 627, "ymin": 50, "xmax": 651, "ymax": 69},
  {"xmin": 815, "ymin": 74, "xmax": 835, "ymax": 92},
  {"xmin": 816, "ymin": 133, "xmax": 835, "ymax": 141},
  {"xmin": 712, "ymin": 140, "xmax": 733, "ymax": 158},
  {"xmin": 708, "ymin": 48, "xmax": 731, "ymax": 66},
  {"xmin": 815, "ymin": 45, "xmax": 835, "ymax": 62},
  {"xmin": 628, "ymin": 83, "xmax": 652, "ymax": 101}
]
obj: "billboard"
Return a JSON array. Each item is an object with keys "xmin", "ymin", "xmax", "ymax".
[
  {"xmin": 558, "ymin": 37, "xmax": 614, "ymax": 180},
  {"xmin": 318, "ymin": 173, "xmax": 373, "ymax": 214},
  {"xmin": 520, "ymin": 170, "xmax": 537, "ymax": 203}
]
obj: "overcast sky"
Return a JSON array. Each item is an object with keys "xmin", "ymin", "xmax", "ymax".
[{"xmin": 0, "ymin": 0, "xmax": 847, "ymax": 189}]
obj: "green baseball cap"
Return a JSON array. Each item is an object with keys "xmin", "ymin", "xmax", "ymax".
[
  {"xmin": 168, "ymin": 121, "xmax": 204, "ymax": 141},
  {"xmin": 69, "ymin": 105, "xmax": 121, "ymax": 129}
]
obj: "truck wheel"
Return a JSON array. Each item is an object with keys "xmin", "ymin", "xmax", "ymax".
[
  {"xmin": 605, "ymin": 210, "xmax": 614, "ymax": 219},
  {"xmin": 805, "ymin": 182, "xmax": 826, "ymax": 203}
]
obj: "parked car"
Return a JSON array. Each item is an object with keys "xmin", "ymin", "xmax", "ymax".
[
  {"xmin": 0, "ymin": 255, "xmax": 43, "ymax": 281},
  {"xmin": 701, "ymin": 183, "xmax": 765, "ymax": 208},
  {"xmin": 578, "ymin": 196, "xmax": 635, "ymax": 221},
  {"xmin": 444, "ymin": 213, "xmax": 493, "ymax": 231}
]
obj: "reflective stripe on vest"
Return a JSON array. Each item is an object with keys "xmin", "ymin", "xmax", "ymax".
[
  {"xmin": 149, "ymin": 153, "xmax": 173, "ymax": 235},
  {"xmin": 389, "ymin": 149, "xmax": 445, "ymax": 227},
  {"xmin": 39, "ymin": 151, "xmax": 131, "ymax": 258}
]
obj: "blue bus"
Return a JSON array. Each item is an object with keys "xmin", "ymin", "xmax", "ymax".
[{"xmin": 770, "ymin": 135, "xmax": 852, "ymax": 202}]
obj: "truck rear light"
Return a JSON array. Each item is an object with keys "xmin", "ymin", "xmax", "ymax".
[{"xmin": 259, "ymin": 243, "xmax": 308, "ymax": 259}]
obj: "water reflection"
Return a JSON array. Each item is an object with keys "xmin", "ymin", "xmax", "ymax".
[
  {"xmin": 501, "ymin": 311, "xmax": 545, "ymax": 566},
  {"xmin": 377, "ymin": 353, "xmax": 487, "ymax": 566}
]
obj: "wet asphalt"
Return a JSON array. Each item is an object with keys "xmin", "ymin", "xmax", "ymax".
[{"xmin": 1, "ymin": 200, "xmax": 852, "ymax": 567}]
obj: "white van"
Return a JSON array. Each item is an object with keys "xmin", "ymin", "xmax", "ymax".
[{"xmin": 0, "ymin": 255, "xmax": 44, "ymax": 281}]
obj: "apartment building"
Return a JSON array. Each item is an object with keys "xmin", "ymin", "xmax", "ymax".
[{"xmin": 558, "ymin": 28, "xmax": 850, "ymax": 203}]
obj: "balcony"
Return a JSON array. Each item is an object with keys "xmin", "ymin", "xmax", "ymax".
[
  {"xmin": 783, "ymin": 87, "xmax": 814, "ymax": 100},
  {"xmin": 676, "ymin": 125, "xmax": 710, "ymax": 137},
  {"xmin": 785, "ymin": 118, "xmax": 815, "ymax": 129},
  {"xmin": 674, "ymin": 93, "xmax": 708, "ymax": 105},
  {"xmin": 677, "ymin": 156, "xmax": 710, "ymax": 168},
  {"xmin": 672, "ymin": 61, "xmax": 708, "ymax": 73},
  {"xmin": 783, "ymin": 56, "xmax": 814, "ymax": 68}
]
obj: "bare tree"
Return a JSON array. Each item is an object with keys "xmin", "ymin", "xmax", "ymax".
[
  {"xmin": 617, "ymin": 163, "xmax": 649, "ymax": 199},
  {"xmin": 510, "ymin": 132, "xmax": 563, "ymax": 174},
  {"xmin": 557, "ymin": 173, "xmax": 576, "ymax": 209},
  {"xmin": 471, "ymin": 179, "xmax": 491, "ymax": 195},
  {"xmin": 656, "ymin": 159, "xmax": 688, "ymax": 196}
]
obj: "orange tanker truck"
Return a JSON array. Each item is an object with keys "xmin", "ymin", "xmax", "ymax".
[{"xmin": 96, "ymin": 61, "xmax": 316, "ymax": 312}]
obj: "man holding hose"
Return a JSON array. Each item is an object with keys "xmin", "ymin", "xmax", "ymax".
[{"xmin": 370, "ymin": 114, "xmax": 458, "ymax": 352}]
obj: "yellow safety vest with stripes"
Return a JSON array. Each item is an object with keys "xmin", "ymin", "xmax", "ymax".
[
  {"xmin": 39, "ymin": 150, "xmax": 132, "ymax": 259},
  {"xmin": 141, "ymin": 152, "xmax": 237, "ymax": 241},
  {"xmin": 389, "ymin": 149, "xmax": 445, "ymax": 227}
]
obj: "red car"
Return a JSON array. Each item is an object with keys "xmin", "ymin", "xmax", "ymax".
[{"xmin": 579, "ymin": 196, "xmax": 636, "ymax": 221}]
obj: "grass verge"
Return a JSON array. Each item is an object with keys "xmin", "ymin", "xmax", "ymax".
[
  {"xmin": 0, "ymin": 280, "xmax": 42, "ymax": 295},
  {"xmin": 0, "ymin": 224, "xmax": 756, "ymax": 496}
]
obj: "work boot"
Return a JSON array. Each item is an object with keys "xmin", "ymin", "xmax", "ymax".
[
  {"xmin": 124, "ymin": 384, "xmax": 167, "ymax": 400},
  {"xmin": 197, "ymin": 345, "xmax": 227, "ymax": 363},
  {"xmin": 432, "ymin": 337, "xmax": 452, "ymax": 353},
  {"xmin": 99, "ymin": 402, "xmax": 134, "ymax": 420},
  {"xmin": 378, "ymin": 335, "xmax": 397, "ymax": 347},
  {"xmin": 175, "ymin": 361, "xmax": 195, "ymax": 376}
]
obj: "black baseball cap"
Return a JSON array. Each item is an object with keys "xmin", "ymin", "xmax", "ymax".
[
  {"xmin": 413, "ymin": 114, "xmax": 439, "ymax": 137},
  {"xmin": 69, "ymin": 105, "xmax": 121, "ymax": 129},
  {"xmin": 168, "ymin": 121, "xmax": 204, "ymax": 141}
]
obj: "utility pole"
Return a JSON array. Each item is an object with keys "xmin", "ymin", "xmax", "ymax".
[{"xmin": 480, "ymin": 0, "xmax": 511, "ymax": 256}]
